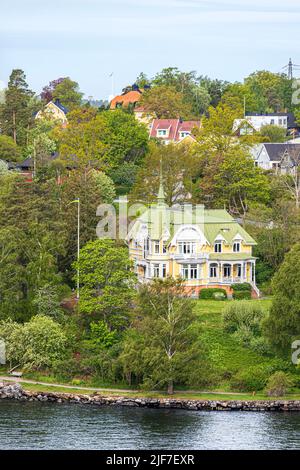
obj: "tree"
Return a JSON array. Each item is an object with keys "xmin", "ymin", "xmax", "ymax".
[
  {"xmin": 40, "ymin": 77, "xmax": 66, "ymax": 103},
  {"xmin": 74, "ymin": 239, "xmax": 136, "ymax": 330},
  {"xmin": 260, "ymin": 124, "xmax": 287, "ymax": 143},
  {"xmin": 265, "ymin": 371, "xmax": 293, "ymax": 397},
  {"xmin": 120, "ymin": 278, "xmax": 203, "ymax": 394},
  {"xmin": 198, "ymin": 76, "xmax": 229, "ymax": 107},
  {"xmin": 197, "ymin": 146, "xmax": 270, "ymax": 217},
  {"xmin": 0, "ymin": 135, "xmax": 21, "ymax": 162},
  {"xmin": 244, "ymin": 71, "xmax": 291, "ymax": 113},
  {"xmin": 0, "ymin": 316, "xmax": 67, "ymax": 370},
  {"xmin": 55, "ymin": 109, "xmax": 148, "ymax": 171},
  {"xmin": 52, "ymin": 77, "xmax": 83, "ymax": 110},
  {"xmin": 130, "ymin": 143, "xmax": 196, "ymax": 205},
  {"xmin": 0, "ymin": 69, "xmax": 36, "ymax": 146},
  {"xmin": 139, "ymin": 85, "xmax": 193, "ymax": 119},
  {"xmin": 263, "ymin": 243, "xmax": 300, "ymax": 352}
]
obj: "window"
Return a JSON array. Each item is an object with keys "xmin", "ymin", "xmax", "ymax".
[
  {"xmin": 210, "ymin": 263, "xmax": 218, "ymax": 278},
  {"xmin": 237, "ymin": 264, "xmax": 242, "ymax": 278},
  {"xmin": 154, "ymin": 240, "xmax": 160, "ymax": 254},
  {"xmin": 180, "ymin": 131, "xmax": 190, "ymax": 139},
  {"xmin": 233, "ymin": 242, "xmax": 241, "ymax": 253},
  {"xmin": 178, "ymin": 241, "xmax": 196, "ymax": 255},
  {"xmin": 190, "ymin": 264, "xmax": 198, "ymax": 279},
  {"xmin": 223, "ymin": 264, "xmax": 231, "ymax": 278},
  {"xmin": 157, "ymin": 129, "xmax": 167, "ymax": 137},
  {"xmin": 279, "ymin": 119, "xmax": 282, "ymax": 126},
  {"xmin": 270, "ymin": 119, "xmax": 275, "ymax": 125},
  {"xmin": 153, "ymin": 264, "xmax": 160, "ymax": 278},
  {"xmin": 181, "ymin": 264, "xmax": 199, "ymax": 280},
  {"xmin": 162, "ymin": 242, "xmax": 167, "ymax": 254},
  {"xmin": 162, "ymin": 264, "xmax": 167, "ymax": 278},
  {"xmin": 214, "ymin": 241, "xmax": 222, "ymax": 253},
  {"xmin": 143, "ymin": 237, "xmax": 150, "ymax": 257}
]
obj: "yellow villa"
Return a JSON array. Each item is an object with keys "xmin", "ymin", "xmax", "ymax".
[{"xmin": 127, "ymin": 178, "xmax": 259, "ymax": 298}]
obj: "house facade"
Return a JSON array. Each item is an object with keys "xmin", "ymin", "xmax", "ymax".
[
  {"xmin": 35, "ymin": 100, "xmax": 68, "ymax": 124},
  {"xmin": 149, "ymin": 119, "xmax": 200, "ymax": 144},
  {"xmin": 233, "ymin": 112, "xmax": 300, "ymax": 137},
  {"xmin": 127, "ymin": 182, "xmax": 259, "ymax": 298},
  {"xmin": 251, "ymin": 143, "xmax": 300, "ymax": 173}
]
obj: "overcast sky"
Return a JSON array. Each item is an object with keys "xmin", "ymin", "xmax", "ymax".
[{"xmin": 1, "ymin": 0, "xmax": 300, "ymax": 99}]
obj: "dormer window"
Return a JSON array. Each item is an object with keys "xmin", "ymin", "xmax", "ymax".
[
  {"xmin": 154, "ymin": 240, "xmax": 160, "ymax": 254},
  {"xmin": 157, "ymin": 129, "xmax": 168, "ymax": 137},
  {"xmin": 179, "ymin": 131, "xmax": 190, "ymax": 139},
  {"xmin": 214, "ymin": 241, "xmax": 222, "ymax": 253},
  {"xmin": 233, "ymin": 241, "xmax": 241, "ymax": 253}
]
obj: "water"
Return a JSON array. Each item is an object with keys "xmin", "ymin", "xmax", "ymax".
[{"xmin": 0, "ymin": 401, "xmax": 300, "ymax": 449}]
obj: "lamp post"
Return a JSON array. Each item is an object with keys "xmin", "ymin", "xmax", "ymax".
[{"xmin": 70, "ymin": 198, "xmax": 80, "ymax": 300}]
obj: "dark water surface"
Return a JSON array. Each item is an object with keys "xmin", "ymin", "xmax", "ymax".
[{"xmin": 0, "ymin": 401, "xmax": 300, "ymax": 449}]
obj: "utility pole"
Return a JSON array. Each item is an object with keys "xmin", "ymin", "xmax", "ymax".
[{"xmin": 282, "ymin": 58, "xmax": 300, "ymax": 80}]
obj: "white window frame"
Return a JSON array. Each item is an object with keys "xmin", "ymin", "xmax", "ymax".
[
  {"xmin": 154, "ymin": 240, "xmax": 160, "ymax": 254},
  {"xmin": 233, "ymin": 241, "xmax": 241, "ymax": 253},
  {"xmin": 209, "ymin": 263, "xmax": 218, "ymax": 278},
  {"xmin": 181, "ymin": 264, "xmax": 199, "ymax": 280},
  {"xmin": 178, "ymin": 241, "xmax": 196, "ymax": 255},
  {"xmin": 223, "ymin": 264, "xmax": 231, "ymax": 278},
  {"xmin": 214, "ymin": 241, "xmax": 222, "ymax": 253}
]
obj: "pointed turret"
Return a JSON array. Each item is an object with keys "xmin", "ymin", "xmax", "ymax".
[{"xmin": 157, "ymin": 158, "xmax": 165, "ymax": 205}]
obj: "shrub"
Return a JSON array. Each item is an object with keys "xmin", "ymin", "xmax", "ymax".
[
  {"xmin": 232, "ymin": 290, "xmax": 251, "ymax": 300},
  {"xmin": 222, "ymin": 301, "xmax": 264, "ymax": 335},
  {"xmin": 212, "ymin": 291, "xmax": 227, "ymax": 301},
  {"xmin": 199, "ymin": 288, "xmax": 227, "ymax": 300},
  {"xmin": 231, "ymin": 365, "xmax": 270, "ymax": 392},
  {"xmin": 265, "ymin": 371, "xmax": 294, "ymax": 397},
  {"xmin": 231, "ymin": 283, "xmax": 252, "ymax": 292}
]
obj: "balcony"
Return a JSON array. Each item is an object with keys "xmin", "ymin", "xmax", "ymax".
[{"xmin": 172, "ymin": 252, "xmax": 209, "ymax": 262}]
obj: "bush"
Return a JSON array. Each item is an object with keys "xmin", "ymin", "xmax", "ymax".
[
  {"xmin": 231, "ymin": 365, "xmax": 270, "ymax": 392},
  {"xmin": 212, "ymin": 291, "xmax": 227, "ymax": 301},
  {"xmin": 232, "ymin": 290, "xmax": 251, "ymax": 300},
  {"xmin": 222, "ymin": 301, "xmax": 264, "ymax": 335},
  {"xmin": 199, "ymin": 288, "xmax": 228, "ymax": 300},
  {"xmin": 231, "ymin": 283, "xmax": 252, "ymax": 291},
  {"xmin": 265, "ymin": 371, "xmax": 294, "ymax": 397}
]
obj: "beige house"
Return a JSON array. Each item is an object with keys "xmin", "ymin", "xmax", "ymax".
[{"xmin": 35, "ymin": 100, "xmax": 68, "ymax": 124}]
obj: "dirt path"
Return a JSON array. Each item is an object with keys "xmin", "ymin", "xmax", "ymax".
[{"xmin": 0, "ymin": 375, "xmax": 248, "ymax": 395}]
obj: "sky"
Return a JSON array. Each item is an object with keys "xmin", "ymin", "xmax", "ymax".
[{"xmin": 1, "ymin": 0, "xmax": 300, "ymax": 100}]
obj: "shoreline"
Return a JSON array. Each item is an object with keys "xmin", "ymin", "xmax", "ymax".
[{"xmin": 1, "ymin": 384, "xmax": 300, "ymax": 412}]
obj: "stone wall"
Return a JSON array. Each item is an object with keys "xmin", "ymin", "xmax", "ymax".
[{"xmin": 1, "ymin": 384, "xmax": 300, "ymax": 411}]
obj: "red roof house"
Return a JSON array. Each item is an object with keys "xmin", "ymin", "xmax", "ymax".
[{"xmin": 149, "ymin": 119, "xmax": 201, "ymax": 143}]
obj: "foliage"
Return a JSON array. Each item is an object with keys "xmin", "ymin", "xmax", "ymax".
[
  {"xmin": 230, "ymin": 365, "xmax": 270, "ymax": 392},
  {"xmin": 263, "ymin": 243, "xmax": 300, "ymax": 352},
  {"xmin": 0, "ymin": 69, "xmax": 37, "ymax": 146},
  {"xmin": 140, "ymin": 85, "xmax": 194, "ymax": 119},
  {"xmin": 222, "ymin": 300, "xmax": 264, "ymax": 335},
  {"xmin": 0, "ymin": 135, "xmax": 21, "ymax": 162},
  {"xmin": 260, "ymin": 124, "xmax": 287, "ymax": 143},
  {"xmin": 199, "ymin": 288, "xmax": 227, "ymax": 300},
  {"xmin": 89, "ymin": 321, "xmax": 119, "ymax": 349},
  {"xmin": 119, "ymin": 278, "xmax": 206, "ymax": 394},
  {"xmin": 74, "ymin": 239, "xmax": 136, "ymax": 329},
  {"xmin": 0, "ymin": 316, "xmax": 67, "ymax": 370},
  {"xmin": 131, "ymin": 143, "xmax": 196, "ymax": 205},
  {"xmin": 52, "ymin": 77, "xmax": 83, "ymax": 110},
  {"xmin": 265, "ymin": 371, "xmax": 294, "ymax": 397}
]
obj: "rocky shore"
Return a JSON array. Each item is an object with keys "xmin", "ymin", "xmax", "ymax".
[{"xmin": 1, "ymin": 383, "xmax": 300, "ymax": 411}]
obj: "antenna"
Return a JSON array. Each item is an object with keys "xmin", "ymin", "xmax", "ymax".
[{"xmin": 282, "ymin": 58, "xmax": 300, "ymax": 80}]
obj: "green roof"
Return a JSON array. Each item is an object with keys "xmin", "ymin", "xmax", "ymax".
[
  {"xmin": 209, "ymin": 253, "xmax": 257, "ymax": 261},
  {"xmin": 127, "ymin": 205, "xmax": 256, "ymax": 246}
]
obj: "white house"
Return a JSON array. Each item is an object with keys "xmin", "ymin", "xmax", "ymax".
[{"xmin": 251, "ymin": 143, "xmax": 300, "ymax": 173}]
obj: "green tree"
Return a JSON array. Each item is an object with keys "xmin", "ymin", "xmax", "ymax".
[
  {"xmin": 120, "ymin": 278, "xmax": 203, "ymax": 394},
  {"xmin": 75, "ymin": 239, "xmax": 136, "ymax": 329},
  {"xmin": 0, "ymin": 316, "xmax": 67, "ymax": 370},
  {"xmin": 52, "ymin": 77, "xmax": 83, "ymax": 110},
  {"xmin": 0, "ymin": 69, "xmax": 36, "ymax": 145},
  {"xmin": 260, "ymin": 124, "xmax": 287, "ymax": 143},
  {"xmin": 131, "ymin": 143, "xmax": 197, "ymax": 205},
  {"xmin": 263, "ymin": 243, "xmax": 300, "ymax": 352},
  {"xmin": 140, "ymin": 85, "xmax": 193, "ymax": 119},
  {"xmin": 0, "ymin": 135, "xmax": 21, "ymax": 162}
]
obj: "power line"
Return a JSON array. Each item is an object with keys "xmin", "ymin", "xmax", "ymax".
[{"xmin": 282, "ymin": 58, "xmax": 300, "ymax": 80}]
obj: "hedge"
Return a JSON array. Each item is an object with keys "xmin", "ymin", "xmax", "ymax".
[
  {"xmin": 231, "ymin": 283, "xmax": 252, "ymax": 291},
  {"xmin": 232, "ymin": 291, "xmax": 252, "ymax": 300},
  {"xmin": 199, "ymin": 288, "xmax": 228, "ymax": 300}
]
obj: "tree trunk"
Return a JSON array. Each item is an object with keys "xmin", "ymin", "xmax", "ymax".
[
  {"xmin": 12, "ymin": 111, "xmax": 16, "ymax": 144},
  {"xmin": 167, "ymin": 380, "xmax": 174, "ymax": 395}
]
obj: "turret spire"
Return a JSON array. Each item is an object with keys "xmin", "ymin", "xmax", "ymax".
[{"xmin": 157, "ymin": 158, "xmax": 165, "ymax": 204}]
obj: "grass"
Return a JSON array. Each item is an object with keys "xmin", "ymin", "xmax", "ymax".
[{"xmin": 2, "ymin": 298, "xmax": 300, "ymax": 400}]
